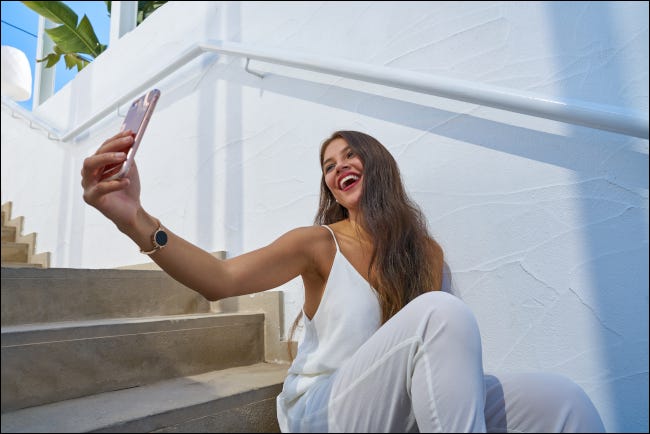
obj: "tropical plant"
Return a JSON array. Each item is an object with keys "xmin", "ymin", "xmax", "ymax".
[
  {"xmin": 21, "ymin": 1, "xmax": 167, "ymax": 72},
  {"xmin": 107, "ymin": 1, "xmax": 169, "ymax": 27}
]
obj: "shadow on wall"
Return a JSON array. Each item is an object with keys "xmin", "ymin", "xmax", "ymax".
[
  {"xmin": 210, "ymin": 61, "xmax": 648, "ymax": 184},
  {"xmin": 546, "ymin": 2, "xmax": 649, "ymax": 432}
]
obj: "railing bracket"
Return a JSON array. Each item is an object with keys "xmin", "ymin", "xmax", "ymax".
[{"xmin": 245, "ymin": 58, "xmax": 265, "ymax": 79}]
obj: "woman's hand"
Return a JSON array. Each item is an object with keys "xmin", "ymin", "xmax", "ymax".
[{"xmin": 81, "ymin": 129, "xmax": 143, "ymax": 232}]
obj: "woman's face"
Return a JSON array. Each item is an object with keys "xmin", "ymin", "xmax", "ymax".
[{"xmin": 322, "ymin": 138, "xmax": 364, "ymax": 212}]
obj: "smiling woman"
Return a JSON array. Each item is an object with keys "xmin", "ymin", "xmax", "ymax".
[{"xmin": 81, "ymin": 125, "xmax": 605, "ymax": 432}]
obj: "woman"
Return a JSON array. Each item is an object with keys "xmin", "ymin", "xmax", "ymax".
[{"xmin": 82, "ymin": 129, "xmax": 605, "ymax": 432}]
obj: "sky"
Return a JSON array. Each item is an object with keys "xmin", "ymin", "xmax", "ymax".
[{"xmin": 1, "ymin": 1, "xmax": 111, "ymax": 110}]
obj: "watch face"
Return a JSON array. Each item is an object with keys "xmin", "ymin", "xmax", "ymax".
[{"xmin": 155, "ymin": 230, "xmax": 168, "ymax": 247}]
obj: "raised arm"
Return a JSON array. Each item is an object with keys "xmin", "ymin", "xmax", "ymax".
[
  {"xmin": 125, "ymin": 213, "xmax": 317, "ymax": 301},
  {"xmin": 82, "ymin": 130, "xmax": 317, "ymax": 301}
]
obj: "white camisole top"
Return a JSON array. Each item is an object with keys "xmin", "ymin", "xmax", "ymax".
[{"xmin": 276, "ymin": 225, "xmax": 382, "ymax": 432}]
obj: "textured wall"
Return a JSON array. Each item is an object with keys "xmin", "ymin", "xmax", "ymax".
[{"xmin": 1, "ymin": 2, "xmax": 647, "ymax": 431}]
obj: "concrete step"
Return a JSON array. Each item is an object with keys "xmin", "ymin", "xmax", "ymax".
[
  {"xmin": 1, "ymin": 312, "xmax": 265, "ymax": 411},
  {"xmin": 2, "ymin": 225, "xmax": 16, "ymax": 242},
  {"xmin": 0, "ymin": 362, "xmax": 288, "ymax": 433},
  {"xmin": 1, "ymin": 242, "xmax": 29, "ymax": 263},
  {"xmin": 1, "ymin": 202, "xmax": 50, "ymax": 268},
  {"xmin": 0, "ymin": 262, "xmax": 42, "ymax": 269},
  {"xmin": 1, "ymin": 268, "xmax": 211, "ymax": 326}
]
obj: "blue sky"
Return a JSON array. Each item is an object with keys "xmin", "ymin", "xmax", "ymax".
[{"xmin": 1, "ymin": 1, "xmax": 110, "ymax": 110}]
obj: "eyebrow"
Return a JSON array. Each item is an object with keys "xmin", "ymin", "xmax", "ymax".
[{"xmin": 322, "ymin": 146, "xmax": 351, "ymax": 169}]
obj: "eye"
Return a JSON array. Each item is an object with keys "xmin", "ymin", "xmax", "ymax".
[
  {"xmin": 347, "ymin": 150, "xmax": 354, "ymax": 158},
  {"xmin": 324, "ymin": 163, "xmax": 335, "ymax": 173}
]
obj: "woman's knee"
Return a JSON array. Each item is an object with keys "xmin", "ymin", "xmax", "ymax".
[
  {"xmin": 409, "ymin": 290, "xmax": 468, "ymax": 313},
  {"xmin": 495, "ymin": 372, "xmax": 606, "ymax": 433},
  {"xmin": 407, "ymin": 291, "xmax": 481, "ymax": 342},
  {"xmin": 546, "ymin": 374, "xmax": 605, "ymax": 433}
]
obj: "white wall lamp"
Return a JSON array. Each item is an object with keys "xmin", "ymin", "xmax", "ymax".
[{"xmin": 1, "ymin": 45, "xmax": 32, "ymax": 102}]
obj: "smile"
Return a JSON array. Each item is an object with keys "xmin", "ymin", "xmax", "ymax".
[{"xmin": 338, "ymin": 173, "xmax": 361, "ymax": 191}]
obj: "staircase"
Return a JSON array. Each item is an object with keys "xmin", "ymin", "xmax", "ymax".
[
  {"xmin": 0, "ymin": 266, "xmax": 289, "ymax": 432},
  {"xmin": 1, "ymin": 202, "xmax": 50, "ymax": 269}
]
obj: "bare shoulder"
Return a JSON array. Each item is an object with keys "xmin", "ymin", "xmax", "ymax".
[
  {"xmin": 269, "ymin": 225, "xmax": 333, "ymax": 257},
  {"xmin": 290, "ymin": 226, "xmax": 338, "ymax": 297},
  {"xmin": 281, "ymin": 225, "xmax": 336, "ymax": 271},
  {"xmin": 219, "ymin": 225, "xmax": 334, "ymax": 297},
  {"xmin": 279, "ymin": 225, "xmax": 331, "ymax": 244}
]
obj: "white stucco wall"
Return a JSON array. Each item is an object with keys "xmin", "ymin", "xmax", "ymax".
[{"xmin": 1, "ymin": 2, "xmax": 648, "ymax": 431}]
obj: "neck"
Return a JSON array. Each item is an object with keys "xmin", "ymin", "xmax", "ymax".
[
  {"xmin": 345, "ymin": 216, "xmax": 371, "ymax": 244},
  {"xmin": 347, "ymin": 207, "xmax": 361, "ymax": 227}
]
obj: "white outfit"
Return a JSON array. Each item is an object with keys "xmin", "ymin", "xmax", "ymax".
[{"xmin": 276, "ymin": 226, "xmax": 605, "ymax": 433}]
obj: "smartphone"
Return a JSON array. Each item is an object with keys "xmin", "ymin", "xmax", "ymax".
[{"xmin": 101, "ymin": 89, "xmax": 161, "ymax": 181}]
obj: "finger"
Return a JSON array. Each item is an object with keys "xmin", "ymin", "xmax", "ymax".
[
  {"xmin": 82, "ymin": 178, "xmax": 130, "ymax": 204},
  {"xmin": 101, "ymin": 128, "xmax": 133, "ymax": 147},
  {"xmin": 82, "ymin": 152, "xmax": 127, "ymax": 179},
  {"xmin": 95, "ymin": 131, "xmax": 134, "ymax": 155}
]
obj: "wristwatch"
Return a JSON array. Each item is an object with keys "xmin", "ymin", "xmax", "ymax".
[{"xmin": 140, "ymin": 220, "xmax": 168, "ymax": 255}]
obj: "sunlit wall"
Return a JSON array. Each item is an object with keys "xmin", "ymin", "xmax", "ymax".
[{"xmin": 1, "ymin": 2, "xmax": 647, "ymax": 431}]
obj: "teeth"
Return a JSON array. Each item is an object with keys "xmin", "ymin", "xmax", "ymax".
[{"xmin": 339, "ymin": 174, "xmax": 359, "ymax": 189}]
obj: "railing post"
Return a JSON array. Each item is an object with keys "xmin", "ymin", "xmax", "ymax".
[
  {"xmin": 109, "ymin": 1, "xmax": 138, "ymax": 46},
  {"xmin": 32, "ymin": 16, "xmax": 55, "ymax": 109}
]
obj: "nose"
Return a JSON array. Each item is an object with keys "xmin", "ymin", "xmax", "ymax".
[{"xmin": 336, "ymin": 162, "xmax": 350, "ymax": 174}]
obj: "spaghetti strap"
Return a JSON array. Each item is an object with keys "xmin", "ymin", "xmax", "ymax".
[{"xmin": 321, "ymin": 225, "xmax": 341, "ymax": 252}]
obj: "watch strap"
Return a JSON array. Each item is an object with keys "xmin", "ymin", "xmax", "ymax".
[{"xmin": 140, "ymin": 219, "xmax": 167, "ymax": 255}]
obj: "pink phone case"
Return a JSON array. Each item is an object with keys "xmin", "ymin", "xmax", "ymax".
[{"xmin": 102, "ymin": 89, "xmax": 160, "ymax": 181}]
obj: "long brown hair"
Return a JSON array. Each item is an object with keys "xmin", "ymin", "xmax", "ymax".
[{"xmin": 289, "ymin": 131, "xmax": 444, "ymax": 358}]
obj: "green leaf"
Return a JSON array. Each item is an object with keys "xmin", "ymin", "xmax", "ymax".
[
  {"xmin": 137, "ymin": 1, "xmax": 167, "ymax": 25},
  {"xmin": 23, "ymin": 0, "xmax": 166, "ymax": 72},
  {"xmin": 76, "ymin": 15, "xmax": 103, "ymax": 55},
  {"xmin": 23, "ymin": 0, "xmax": 104, "ymax": 70},
  {"xmin": 63, "ymin": 53, "xmax": 77, "ymax": 69},
  {"xmin": 45, "ymin": 25, "xmax": 87, "ymax": 53},
  {"xmin": 21, "ymin": 1, "xmax": 78, "ymax": 29},
  {"xmin": 43, "ymin": 14, "xmax": 103, "ymax": 57},
  {"xmin": 36, "ymin": 53, "xmax": 61, "ymax": 68},
  {"xmin": 63, "ymin": 53, "xmax": 89, "ymax": 72}
]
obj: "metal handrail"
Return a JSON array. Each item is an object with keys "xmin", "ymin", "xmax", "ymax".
[
  {"xmin": 2, "ymin": 96, "xmax": 64, "ymax": 140},
  {"xmin": 2, "ymin": 40, "xmax": 648, "ymax": 140},
  {"xmin": 204, "ymin": 41, "xmax": 648, "ymax": 140}
]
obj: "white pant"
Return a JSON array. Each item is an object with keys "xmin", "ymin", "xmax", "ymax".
[{"xmin": 292, "ymin": 291, "xmax": 605, "ymax": 433}]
